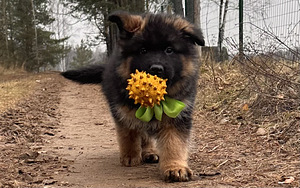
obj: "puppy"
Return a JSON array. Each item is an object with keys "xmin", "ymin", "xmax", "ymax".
[{"xmin": 62, "ymin": 11, "xmax": 204, "ymax": 182}]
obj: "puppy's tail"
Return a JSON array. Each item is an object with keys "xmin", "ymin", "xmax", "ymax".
[{"xmin": 61, "ymin": 64, "xmax": 104, "ymax": 84}]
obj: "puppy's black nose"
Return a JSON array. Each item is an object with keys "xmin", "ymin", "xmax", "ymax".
[{"xmin": 149, "ymin": 64, "xmax": 164, "ymax": 75}]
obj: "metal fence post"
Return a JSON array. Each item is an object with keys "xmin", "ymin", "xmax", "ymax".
[{"xmin": 239, "ymin": 0, "xmax": 244, "ymax": 62}]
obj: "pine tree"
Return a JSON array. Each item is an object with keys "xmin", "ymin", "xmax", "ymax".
[
  {"xmin": 70, "ymin": 40, "xmax": 93, "ymax": 69},
  {"xmin": 0, "ymin": 0, "xmax": 68, "ymax": 71}
]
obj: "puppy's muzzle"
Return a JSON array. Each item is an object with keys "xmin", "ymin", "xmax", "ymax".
[{"xmin": 149, "ymin": 64, "xmax": 164, "ymax": 76}]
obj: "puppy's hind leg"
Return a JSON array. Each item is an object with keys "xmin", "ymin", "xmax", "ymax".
[
  {"xmin": 141, "ymin": 135, "xmax": 159, "ymax": 163},
  {"xmin": 116, "ymin": 125, "xmax": 142, "ymax": 167}
]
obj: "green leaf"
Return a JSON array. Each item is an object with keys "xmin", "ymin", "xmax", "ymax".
[
  {"xmin": 161, "ymin": 96, "xmax": 186, "ymax": 118},
  {"xmin": 135, "ymin": 106, "xmax": 154, "ymax": 122},
  {"xmin": 154, "ymin": 104, "xmax": 163, "ymax": 121}
]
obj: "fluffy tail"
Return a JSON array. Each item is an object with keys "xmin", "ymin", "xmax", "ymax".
[{"xmin": 61, "ymin": 65, "xmax": 104, "ymax": 84}]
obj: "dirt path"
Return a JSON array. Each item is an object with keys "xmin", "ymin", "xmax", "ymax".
[
  {"xmin": 0, "ymin": 73, "xmax": 298, "ymax": 187},
  {"xmin": 47, "ymin": 77, "xmax": 299, "ymax": 187},
  {"xmin": 50, "ymin": 80, "xmax": 174, "ymax": 187}
]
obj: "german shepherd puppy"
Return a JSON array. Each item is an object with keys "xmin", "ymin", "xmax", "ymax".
[{"xmin": 62, "ymin": 11, "xmax": 204, "ymax": 182}]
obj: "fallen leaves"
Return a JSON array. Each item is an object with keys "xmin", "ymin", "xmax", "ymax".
[
  {"xmin": 0, "ymin": 73, "xmax": 70, "ymax": 187},
  {"xmin": 278, "ymin": 176, "xmax": 295, "ymax": 184},
  {"xmin": 242, "ymin": 103, "xmax": 249, "ymax": 111},
  {"xmin": 256, "ymin": 127, "xmax": 267, "ymax": 136}
]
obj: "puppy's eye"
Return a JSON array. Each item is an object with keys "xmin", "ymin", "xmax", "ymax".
[
  {"xmin": 165, "ymin": 47, "xmax": 174, "ymax": 55},
  {"xmin": 140, "ymin": 48, "xmax": 147, "ymax": 54}
]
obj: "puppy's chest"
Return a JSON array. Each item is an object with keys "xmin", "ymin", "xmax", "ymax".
[{"xmin": 114, "ymin": 105, "xmax": 162, "ymax": 131}]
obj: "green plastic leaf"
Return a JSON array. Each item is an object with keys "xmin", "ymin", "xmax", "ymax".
[
  {"xmin": 135, "ymin": 106, "xmax": 154, "ymax": 122},
  {"xmin": 161, "ymin": 96, "xmax": 186, "ymax": 118},
  {"xmin": 135, "ymin": 96, "xmax": 186, "ymax": 122},
  {"xmin": 154, "ymin": 104, "xmax": 163, "ymax": 121}
]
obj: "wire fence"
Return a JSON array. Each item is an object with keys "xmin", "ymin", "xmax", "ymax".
[{"xmin": 200, "ymin": 0, "xmax": 300, "ymax": 61}]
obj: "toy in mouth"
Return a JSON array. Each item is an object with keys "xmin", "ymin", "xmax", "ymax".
[{"xmin": 126, "ymin": 70, "xmax": 185, "ymax": 122}]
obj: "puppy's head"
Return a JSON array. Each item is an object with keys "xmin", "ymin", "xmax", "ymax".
[{"xmin": 109, "ymin": 11, "xmax": 205, "ymax": 87}]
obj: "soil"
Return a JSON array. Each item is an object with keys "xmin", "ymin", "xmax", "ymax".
[{"xmin": 0, "ymin": 73, "xmax": 299, "ymax": 187}]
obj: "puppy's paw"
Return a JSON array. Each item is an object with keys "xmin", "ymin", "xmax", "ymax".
[
  {"xmin": 120, "ymin": 155, "xmax": 142, "ymax": 167},
  {"xmin": 142, "ymin": 153, "xmax": 159, "ymax": 163},
  {"xmin": 162, "ymin": 165, "xmax": 192, "ymax": 182}
]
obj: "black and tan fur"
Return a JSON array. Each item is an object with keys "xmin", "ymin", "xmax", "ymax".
[{"xmin": 62, "ymin": 11, "xmax": 204, "ymax": 182}]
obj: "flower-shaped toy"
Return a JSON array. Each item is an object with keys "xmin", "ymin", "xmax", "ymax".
[{"xmin": 126, "ymin": 70, "xmax": 185, "ymax": 122}]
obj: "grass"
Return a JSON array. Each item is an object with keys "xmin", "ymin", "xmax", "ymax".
[
  {"xmin": 196, "ymin": 57, "xmax": 300, "ymax": 151},
  {"xmin": 0, "ymin": 67, "xmax": 37, "ymax": 113},
  {"xmin": 196, "ymin": 60, "xmax": 251, "ymax": 121}
]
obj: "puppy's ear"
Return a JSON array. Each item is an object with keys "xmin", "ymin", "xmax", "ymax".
[
  {"xmin": 173, "ymin": 17, "xmax": 205, "ymax": 46},
  {"xmin": 108, "ymin": 11, "xmax": 143, "ymax": 39},
  {"xmin": 182, "ymin": 27, "xmax": 205, "ymax": 46}
]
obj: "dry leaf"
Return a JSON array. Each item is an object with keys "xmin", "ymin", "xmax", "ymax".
[
  {"xmin": 256, "ymin": 127, "xmax": 267, "ymax": 136},
  {"xmin": 278, "ymin": 176, "xmax": 294, "ymax": 184},
  {"xmin": 242, "ymin": 103, "xmax": 249, "ymax": 111},
  {"xmin": 276, "ymin": 94, "xmax": 284, "ymax": 99}
]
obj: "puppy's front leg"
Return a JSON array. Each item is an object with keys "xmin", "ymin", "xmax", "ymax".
[
  {"xmin": 157, "ymin": 125, "xmax": 192, "ymax": 182},
  {"xmin": 116, "ymin": 125, "xmax": 142, "ymax": 166}
]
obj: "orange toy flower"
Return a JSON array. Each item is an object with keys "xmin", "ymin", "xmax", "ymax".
[
  {"xmin": 126, "ymin": 70, "xmax": 185, "ymax": 122},
  {"xmin": 126, "ymin": 70, "xmax": 168, "ymax": 107}
]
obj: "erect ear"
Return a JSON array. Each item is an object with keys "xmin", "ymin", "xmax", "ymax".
[
  {"xmin": 182, "ymin": 26, "xmax": 205, "ymax": 46},
  {"xmin": 108, "ymin": 11, "xmax": 143, "ymax": 39}
]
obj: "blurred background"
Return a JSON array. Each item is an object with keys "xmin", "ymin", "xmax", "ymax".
[
  {"xmin": 0, "ymin": 0, "xmax": 299, "ymax": 71},
  {"xmin": 1, "ymin": 1, "xmax": 299, "ymax": 128}
]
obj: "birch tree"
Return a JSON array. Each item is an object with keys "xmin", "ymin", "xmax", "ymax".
[{"xmin": 217, "ymin": 0, "xmax": 229, "ymax": 60}]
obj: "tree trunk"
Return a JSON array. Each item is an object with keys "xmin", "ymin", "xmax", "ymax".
[
  {"xmin": 185, "ymin": 0, "xmax": 194, "ymax": 23},
  {"xmin": 171, "ymin": 0, "xmax": 184, "ymax": 16},
  {"xmin": 30, "ymin": 0, "xmax": 40, "ymax": 71},
  {"xmin": 217, "ymin": 0, "xmax": 229, "ymax": 61},
  {"xmin": 106, "ymin": 0, "xmax": 145, "ymax": 55},
  {"xmin": 218, "ymin": 0, "xmax": 224, "ymax": 55},
  {"xmin": 193, "ymin": 0, "xmax": 201, "ymax": 28},
  {"xmin": 146, "ymin": 0, "xmax": 149, "ymax": 11},
  {"xmin": 2, "ymin": 0, "xmax": 10, "ymax": 61},
  {"xmin": 135, "ymin": 0, "xmax": 145, "ymax": 13}
]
